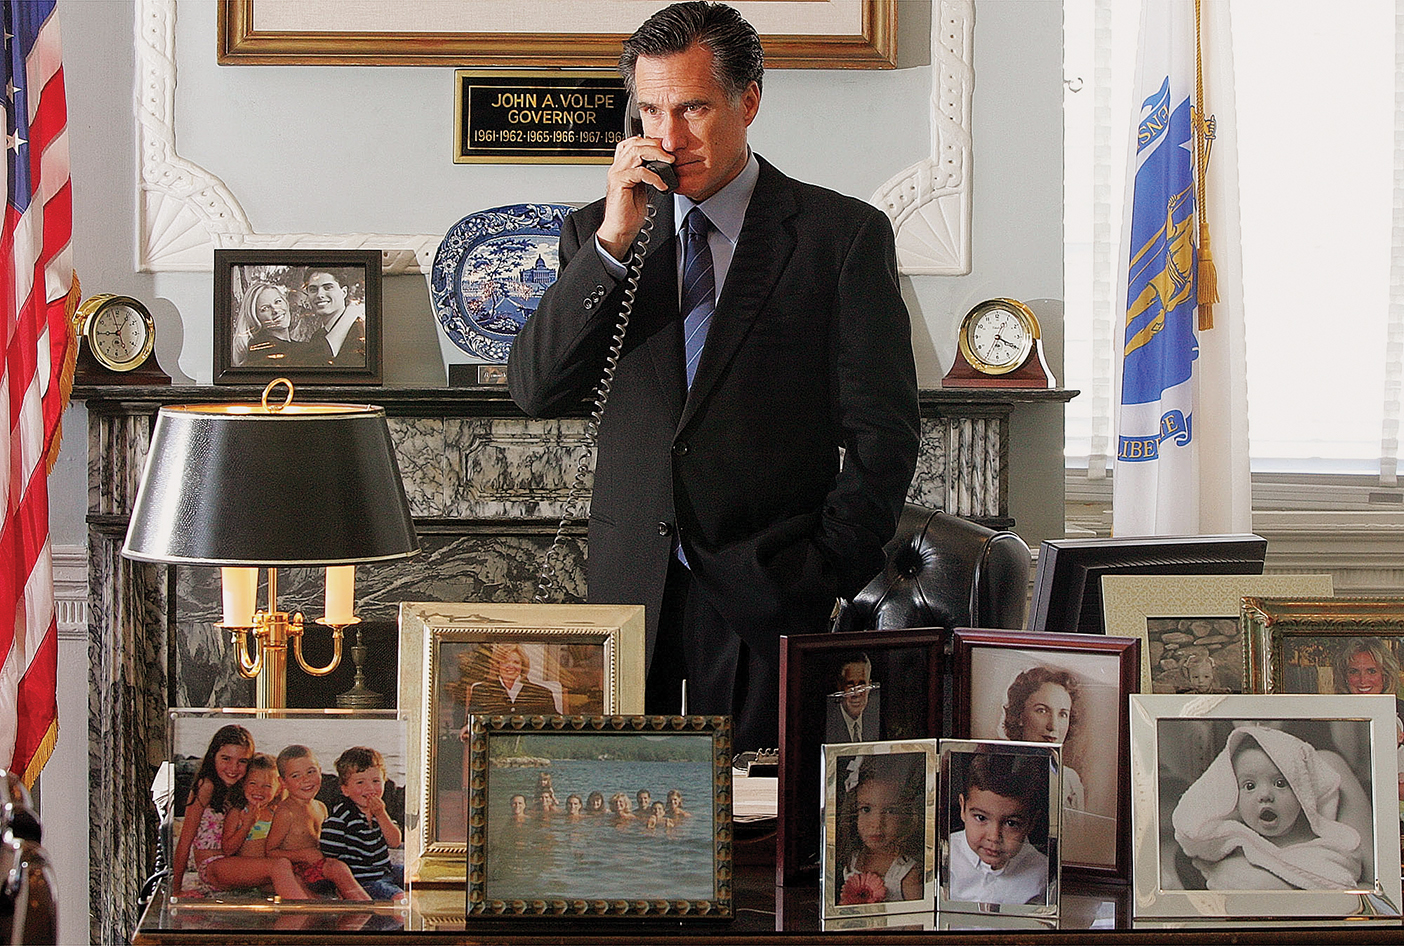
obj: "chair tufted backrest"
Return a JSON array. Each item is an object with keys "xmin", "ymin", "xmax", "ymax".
[{"xmin": 832, "ymin": 504, "xmax": 1032, "ymax": 632}]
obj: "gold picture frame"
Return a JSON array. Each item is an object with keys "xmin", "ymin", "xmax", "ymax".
[
  {"xmin": 1101, "ymin": 574, "xmax": 1334, "ymax": 695},
  {"xmin": 1243, "ymin": 596, "xmax": 1404, "ymax": 695},
  {"xmin": 397, "ymin": 602, "xmax": 645, "ymax": 885},
  {"xmin": 465, "ymin": 714, "xmax": 732, "ymax": 918},
  {"xmin": 217, "ymin": 1, "xmax": 897, "ymax": 69}
]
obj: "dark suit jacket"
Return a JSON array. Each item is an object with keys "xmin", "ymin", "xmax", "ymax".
[
  {"xmin": 508, "ymin": 156, "xmax": 919, "ymax": 670},
  {"xmin": 466, "ymin": 678, "xmax": 558, "ymax": 715}
]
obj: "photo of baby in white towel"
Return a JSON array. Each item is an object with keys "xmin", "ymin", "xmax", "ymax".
[{"xmin": 1167, "ymin": 724, "xmax": 1372, "ymax": 890}]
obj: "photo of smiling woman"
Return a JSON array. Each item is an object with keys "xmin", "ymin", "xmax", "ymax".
[{"xmin": 231, "ymin": 281, "xmax": 295, "ymax": 367}]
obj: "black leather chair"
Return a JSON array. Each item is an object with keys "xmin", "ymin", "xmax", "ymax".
[{"xmin": 832, "ymin": 504, "xmax": 1032, "ymax": 632}]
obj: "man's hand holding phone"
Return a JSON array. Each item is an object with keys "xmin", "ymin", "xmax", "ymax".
[{"xmin": 597, "ymin": 135, "xmax": 676, "ymax": 262}]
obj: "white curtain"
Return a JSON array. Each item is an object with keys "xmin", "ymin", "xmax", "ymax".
[{"xmin": 1066, "ymin": 0, "xmax": 1402, "ymax": 483}]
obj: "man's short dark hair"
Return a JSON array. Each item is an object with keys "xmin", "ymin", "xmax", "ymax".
[{"xmin": 619, "ymin": 1, "xmax": 764, "ymax": 101}]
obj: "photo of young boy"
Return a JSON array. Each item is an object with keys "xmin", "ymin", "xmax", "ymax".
[
  {"xmin": 320, "ymin": 747, "xmax": 406, "ymax": 901},
  {"xmin": 941, "ymin": 743, "xmax": 1058, "ymax": 914}
]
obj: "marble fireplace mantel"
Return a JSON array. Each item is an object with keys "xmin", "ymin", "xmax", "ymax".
[{"xmin": 77, "ymin": 383, "xmax": 1073, "ymax": 943}]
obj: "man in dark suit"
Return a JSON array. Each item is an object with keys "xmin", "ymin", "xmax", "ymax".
[
  {"xmin": 507, "ymin": 1, "xmax": 919, "ymax": 750},
  {"xmin": 294, "ymin": 268, "xmax": 365, "ymax": 367},
  {"xmin": 825, "ymin": 654, "xmax": 881, "ymax": 744}
]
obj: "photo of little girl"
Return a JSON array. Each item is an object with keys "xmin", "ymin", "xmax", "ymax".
[{"xmin": 825, "ymin": 748, "xmax": 933, "ymax": 914}]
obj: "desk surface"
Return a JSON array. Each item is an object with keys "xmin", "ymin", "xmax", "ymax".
[{"xmin": 132, "ymin": 868, "xmax": 1404, "ymax": 944}]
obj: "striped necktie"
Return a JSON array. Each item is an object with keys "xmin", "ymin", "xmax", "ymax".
[{"xmin": 680, "ymin": 207, "xmax": 715, "ymax": 389}]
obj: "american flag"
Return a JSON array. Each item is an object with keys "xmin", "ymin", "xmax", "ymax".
[{"xmin": 1, "ymin": 0, "xmax": 75, "ymax": 786}]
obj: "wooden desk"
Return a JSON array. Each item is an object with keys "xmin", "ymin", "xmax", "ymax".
[{"xmin": 132, "ymin": 867, "xmax": 1402, "ymax": 944}]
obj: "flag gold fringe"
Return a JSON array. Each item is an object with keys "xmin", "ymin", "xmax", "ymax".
[
  {"xmin": 1193, "ymin": 0, "xmax": 1216, "ymax": 331},
  {"xmin": 46, "ymin": 272, "xmax": 80, "ymax": 476},
  {"xmin": 20, "ymin": 719, "xmax": 58, "ymax": 791}
]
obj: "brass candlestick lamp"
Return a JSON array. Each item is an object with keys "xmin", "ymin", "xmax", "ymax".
[{"xmin": 121, "ymin": 379, "xmax": 419, "ymax": 709}]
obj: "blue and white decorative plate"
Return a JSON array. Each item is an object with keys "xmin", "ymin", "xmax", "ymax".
[{"xmin": 430, "ymin": 203, "xmax": 573, "ymax": 363}]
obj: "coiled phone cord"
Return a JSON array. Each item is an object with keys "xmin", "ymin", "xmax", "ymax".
[{"xmin": 533, "ymin": 201, "xmax": 661, "ymax": 602}]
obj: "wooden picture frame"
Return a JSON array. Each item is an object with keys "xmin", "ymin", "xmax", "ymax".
[
  {"xmin": 1243, "ymin": 595, "xmax": 1404, "ymax": 695},
  {"xmin": 951, "ymin": 628, "xmax": 1139, "ymax": 881},
  {"xmin": 819, "ymin": 739, "xmax": 938, "ymax": 919},
  {"xmin": 1129, "ymin": 693, "xmax": 1403, "ymax": 920},
  {"xmin": 216, "ymin": 1, "xmax": 898, "ymax": 69},
  {"xmin": 397, "ymin": 602, "xmax": 646, "ymax": 884},
  {"xmin": 213, "ymin": 249, "xmax": 382, "ymax": 385},
  {"xmin": 778, "ymin": 628, "xmax": 943, "ymax": 885},
  {"xmin": 1102, "ymin": 574, "xmax": 1334, "ymax": 695},
  {"xmin": 464, "ymin": 715, "xmax": 732, "ymax": 918},
  {"xmin": 938, "ymin": 739, "xmax": 1061, "ymax": 919}
]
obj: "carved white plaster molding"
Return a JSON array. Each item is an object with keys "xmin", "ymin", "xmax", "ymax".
[
  {"xmin": 136, "ymin": 0, "xmax": 972, "ymax": 278},
  {"xmin": 134, "ymin": 0, "xmax": 431, "ymax": 274},
  {"xmin": 872, "ymin": 0, "xmax": 974, "ymax": 275}
]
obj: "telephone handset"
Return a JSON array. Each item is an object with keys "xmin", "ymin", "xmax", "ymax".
[
  {"xmin": 626, "ymin": 93, "xmax": 680, "ymax": 192},
  {"xmin": 532, "ymin": 95, "xmax": 676, "ymax": 601}
]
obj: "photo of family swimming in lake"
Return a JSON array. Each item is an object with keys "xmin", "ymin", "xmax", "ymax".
[{"xmin": 472, "ymin": 727, "xmax": 723, "ymax": 907}]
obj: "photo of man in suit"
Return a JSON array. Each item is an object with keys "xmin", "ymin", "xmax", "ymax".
[
  {"xmin": 508, "ymin": 1, "xmax": 919, "ymax": 751},
  {"xmin": 826, "ymin": 654, "xmax": 881, "ymax": 744},
  {"xmin": 294, "ymin": 267, "xmax": 365, "ymax": 367}
]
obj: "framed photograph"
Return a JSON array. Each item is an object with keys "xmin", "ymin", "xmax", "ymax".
[
  {"xmin": 214, "ymin": 249, "xmax": 382, "ymax": 385},
  {"xmin": 938, "ymin": 739, "xmax": 1061, "ymax": 918},
  {"xmin": 1027, "ymin": 533, "xmax": 1267, "ymax": 635},
  {"xmin": 167, "ymin": 708, "xmax": 409, "ymax": 908},
  {"xmin": 397, "ymin": 602, "xmax": 646, "ymax": 884},
  {"xmin": 1130, "ymin": 693, "xmax": 1403, "ymax": 919},
  {"xmin": 820, "ymin": 739, "xmax": 937, "ymax": 919},
  {"xmin": 778, "ymin": 628, "xmax": 943, "ymax": 884},
  {"xmin": 951, "ymin": 629, "xmax": 1138, "ymax": 881},
  {"xmin": 464, "ymin": 715, "xmax": 732, "ymax": 918},
  {"xmin": 1102, "ymin": 574, "xmax": 1334, "ymax": 695},
  {"xmin": 217, "ymin": 1, "xmax": 898, "ymax": 69}
]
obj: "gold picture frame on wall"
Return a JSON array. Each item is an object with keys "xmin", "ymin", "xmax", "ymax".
[
  {"xmin": 216, "ymin": 0, "xmax": 897, "ymax": 69},
  {"xmin": 398, "ymin": 602, "xmax": 646, "ymax": 885}
]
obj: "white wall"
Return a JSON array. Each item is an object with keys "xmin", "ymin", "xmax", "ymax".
[{"xmin": 49, "ymin": 0, "xmax": 1064, "ymax": 928}]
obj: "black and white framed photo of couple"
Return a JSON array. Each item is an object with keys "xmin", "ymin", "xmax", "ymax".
[
  {"xmin": 214, "ymin": 248, "xmax": 382, "ymax": 384},
  {"xmin": 1130, "ymin": 693, "xmax": 1403, "ymax": 921},
  {"xmin": 952, "ymin": 628, "xmax": 1139, "ymax": 881}
]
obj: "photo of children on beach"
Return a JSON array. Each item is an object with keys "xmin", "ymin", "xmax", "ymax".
[
  {"xmin": 1155, "ymin": 716, "xmax": 1376, "ymax": 892},
  {"xmin": 168, "ymin": 711, "xmax": 408, "ymax": 907},
  {"xmin": 477, "ymin": 729, "xmax": 720, "ymax": 904},
  {"xmin": 939, "ymin": 741, "xmax": 1058, "ymax": 915}
]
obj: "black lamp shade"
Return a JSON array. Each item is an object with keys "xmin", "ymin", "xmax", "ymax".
[{"xmin": 122, "ymin": 402, "xmax": 420, "ymax": 566}]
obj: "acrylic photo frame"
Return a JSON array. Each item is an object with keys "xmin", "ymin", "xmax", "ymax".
[
  {"xmin": 1129, "ymin": 693, "xmax": 1403, "ymax": 920},
  {"xmin": 938, "ymin": 739, "xmax": 1061, "ymax": 919},
  {"xmin": 166, "ymin": 708, "xmax": 409, "ymax": 910},
  {"xmin": 777, "ymin": 627, "xmax": 943, "ymax": 885},
  {"xmin": 464, "ymin": 715, "xmax": 732, "ymax": 918},
  {"xmin": 1101, "ymin": 574, "xmax": 1333, "ymax": 695},
  {"xmin": 819, "ymin": 739, "xmax": 938, "ymax": 919},
  {"xmin": 397, "ymin": 601, "xmax": 645, "ymax": 884},
  {"xmin": 951, "ymin": 628, "xmax": 1138, "ymax": 881}
]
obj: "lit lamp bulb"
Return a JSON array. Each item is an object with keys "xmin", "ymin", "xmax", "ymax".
[
  {"xmin": 324, "ymin": 565, "xmax": 356, "ymax": 625},
  {"xmin": 221, "ymin": 567, "xmax": 258, "ymax": 627}
]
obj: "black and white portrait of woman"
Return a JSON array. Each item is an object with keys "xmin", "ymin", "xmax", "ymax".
[{"xmin": 969, "ymin": 647, "xmax": 1123, "ymax": 871}]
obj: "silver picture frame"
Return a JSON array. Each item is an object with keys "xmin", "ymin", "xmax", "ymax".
[
  {"xmin": 937, "ymin": 739, "xmax": 1061, "ymax": 919},
  {"xmin": 820, "ymin": 739, "xmax": 938, "ymax": 919},
  {"xmin": 1130, "ymin": 693, "xmax": 1403, "ymax": 920}
]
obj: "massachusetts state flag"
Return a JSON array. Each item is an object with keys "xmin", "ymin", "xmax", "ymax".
[
  {"xmin": 1112, "ymin": 0, "xmax": 1250, "ymax": 536},
  {"xmin": 1, "ymin": 0, "xmax": 75, "ymax": 786}
]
